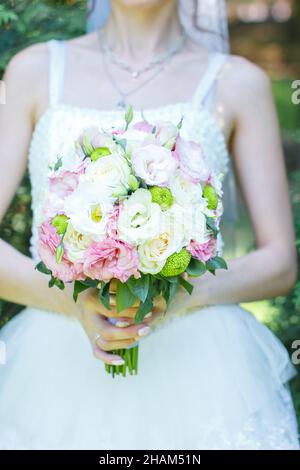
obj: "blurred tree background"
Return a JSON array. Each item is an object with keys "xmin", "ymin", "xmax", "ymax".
[{"xmin": 0, "ymin": 0, "xmax": 300, "ymax": 423}]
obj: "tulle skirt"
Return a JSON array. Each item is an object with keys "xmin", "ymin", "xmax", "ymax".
[{"xmin": 0, "ymin": 303, "xmax": 299, "ymax": 450}]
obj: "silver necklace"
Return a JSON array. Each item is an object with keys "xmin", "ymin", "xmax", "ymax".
[
  {"xmin": 99, "ymin": 28, "xmax": 188, "ymax": 79},
  {"xmin": 100, "ymin": 30, "xmax": 187, "ymax": 110},
  {"xmin": 103, "ymin": 52, "xmax": 166, "ymax": 110}
]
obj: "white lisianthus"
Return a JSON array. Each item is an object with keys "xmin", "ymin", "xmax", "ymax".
[
  {"xmin": 83, "ymin": 154, "xmax": 131, "ymax": 198},
  {"xmin": 176, "ymin": 136, "xmax": 210, "ymax": 183},
  {"xmin": 63, "ymin": 223, "xmax": 93, "ymax": 263},
  {"xmin": 117, "ymin": 188, "xmax": 163, "ymax": 245},
  {"xmin": 188, "ymin": 204, "xmax": 210, "ymax": 244},
  {"xmin": 138, "ymin": 209, "xmax": 186, "ymax": 274},
  {"xmin": 154, "ymin": 120, "xmax": 179, "ymax": 149},
  {"xmin": 132, "ymin": 144, "xmax": 177, "ymax": 186},
  {"xmin": 64, "ymin": 182, "xmax": 113, "ymax": 240},
  {"xmin": 170, "ymin": 171, "xmax": 203, "ymax": 205},
  {"xmin": 121, "ymin": 129, "xmax": 155, "ymax": 158}
]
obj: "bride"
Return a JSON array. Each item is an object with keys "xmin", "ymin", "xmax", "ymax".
[{"xmin": 0, "ymin": 0, "xmax": 299, "ymax": 450}]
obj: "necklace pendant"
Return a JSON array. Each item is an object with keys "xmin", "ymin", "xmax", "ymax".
[
  {"xmin": 131, "ymin": 71, "xmax": 139, "ymax": 79},
  {"xmin": 117, "ymin": 99, "xmax": 126, "ymax": 110}
]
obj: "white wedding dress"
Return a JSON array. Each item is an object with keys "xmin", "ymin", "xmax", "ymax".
[{"xmin": 0, "ymin": 40, "xmax": 299, "ymax": 450}]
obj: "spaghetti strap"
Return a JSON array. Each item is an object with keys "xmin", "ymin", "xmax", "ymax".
[
  {"xmin": 47, "ymin": 39, "xmax": 66, "ymax": 107},
  {"xmin": 192, "ymin": 52, "xmax": 227, "ymax": 110}
]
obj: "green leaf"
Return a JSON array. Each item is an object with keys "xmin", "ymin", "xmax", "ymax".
[
  {"xmin": 35, "ymin": 261, "xmax": 52, "ymax": 276},
  {"xmin": 186, "ymin": 258, "xmax": 207, "ymax": 277},
  {"xmin": 125, "ymin": 104, "xmax": 133, "ymax": 130},
  {"xmin": 178, "ymin": 276, "xmax": 194, "ymax": 295},
  {"xmin": 127, "ymin": 275, "xmax": 150, "ymax": 303},
  {"xmin": 53, "ymin": 155, "xmax": 63, "ymax": 172},
  {"xmin": 116, "ymin": 280, "xmax": 137, "ymax": 313},
  {"xmin": 167, "ymin": 279, "xmax": 180, "ymax": 305},
  {"xmin": 48, "ymin": 276, "xmax": 65, "ymax": 290},
  {"xmin": 98, "ymin": 282, "xmax": 111, "ymax": 310},
  {"xmin": 206, "ymin": 217, "xmax": 219, "ymax": 238},
  {"xmin": 73, "ymin": 280, "xmax": 90, "ymax": 302},
  {"xmin": 206, "ymin": 256, "xmax": 228, "ymax": 275},
  {"xmin": 134, "ymin": 294, "xmax": 153, "ymax": 324},
  {"xmin": 80, "ymin": 279, "xmax": 99, "ymax": 288}
]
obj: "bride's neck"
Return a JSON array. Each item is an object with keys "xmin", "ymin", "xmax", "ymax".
[{"xmin": 103, "ymin": 0, "xmax": 182, "ymax": 62}]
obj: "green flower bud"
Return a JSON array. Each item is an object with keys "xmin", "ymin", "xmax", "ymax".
[
  {"xmin": 150, "ymin": 186, "xmax": 174, "ymax": 211},
  {"xmin": 203, "ymin": 185, "xmax": 218, "ymax": 210},
  {"xmin": 55, "ymin": 244, "xmax": 64, "ymax": 264},
  {"xmin": 129, "ymin": 174, "xmax": 139, "ymax": 191},
  {"xmin": 90, "ymin": 147, "xmax": 111, "ymax": 161},
  {"xmin": 51, "ymin": 214, "xmax": 69, "ymax": 235},
  {"xmin": 160, "ymin": 248, "xmax": 191, "ymax": 277}
]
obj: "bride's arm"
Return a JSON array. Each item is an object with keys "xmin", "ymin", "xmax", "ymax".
[
  {"xmin": 0, "ymin": 46, "xmax": 76, "ymax": 315},
  {"xmin": 186, "ymin": 57, "xmax": 297, "ymax": 310}
]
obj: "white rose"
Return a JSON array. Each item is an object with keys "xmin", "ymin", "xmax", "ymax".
[
  {"xmin": 117, "ymin": 188, "xmax": 163, "ymax": 245},
  {"xmin": 132, "ymin": 144, "xmax": 177, "ymax": 186},
  {"xmin": 63, "ymin": 223, "xmax": 93, "ymax": 263},
  {"xmin": 83, "ymin": 154, "xmax": 131, "ymax": 198},
  {"xmin": 64, "ymin": 182, "xmax": 113, "ymax": 240},
  {"xmin": 137, "ymin": 209, "xmax": 186, "ymax": 274},
  {"xmin": 170, "ymin": 171, "xmax": 203, "ymax": 205}
]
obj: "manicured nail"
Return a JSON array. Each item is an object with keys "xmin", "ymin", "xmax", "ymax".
[
  {"xmin": 144, "ymin": 312, "xmax": 152, "ymax": 319},
  {"xmin": 138, "ymin": 326, "xmax": 151, "ymax": 337},
  {"xmin": 112, "ymin": 359, "xmax": 125, "ymax": 366},
  {"xmin": 116, "ymin": 321, "xmax": 130, "ymax": 328}
]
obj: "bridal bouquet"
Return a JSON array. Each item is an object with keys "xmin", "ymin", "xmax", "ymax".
[{"xmin": 36, "ymin": 106, "xmax": 227, "ymax": 377}]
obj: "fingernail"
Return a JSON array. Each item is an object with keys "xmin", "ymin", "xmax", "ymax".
[
  {"xmin": 116, "ymin": 321, "xmax": 130, "ymax": 328},
  {"xmin": 138, "ymin": 326, "xmax": 151, "ymax": 337},
  {"xmin": 112, "ymin": 359, "xmax": 125, "ymax": 366},
  {"xmin": 144, "ymin": 312, "xmax": 152, "ymax": 319}
]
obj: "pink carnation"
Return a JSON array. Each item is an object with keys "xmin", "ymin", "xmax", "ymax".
[
  {"xmin": 83, "ymin": 239, "xmax": 140, "ymax": 283},
  {"xmin": 187, "ymin": 238, "xmax": 217, "ymax": 263},
  {"xmin": 38, "ymin": 221, "xmax": 84, "ymax": 283}
]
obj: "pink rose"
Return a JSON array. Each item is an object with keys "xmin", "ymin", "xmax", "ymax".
[
  {"xmin": 38, "ymin": 221, "xmax": 84, "ymax": 283},
  {"xmin": 83, "ymin": 239, "xmax": 140, "ymax": 283},
  {"xmin": 187, "ymin": 237, "xmax": 217, "ymax": 263},
  {"xmin": 132, "ymin": 144, "xmax": 177, "ymax": 187},
  {"xmin": 175, "ymin": 136, "xmax": 211, "ymax": 183}
]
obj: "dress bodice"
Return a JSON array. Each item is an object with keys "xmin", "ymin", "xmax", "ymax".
[{"xmin": 27, "ymin": 40, "xmax": 230, "ymax": 266}]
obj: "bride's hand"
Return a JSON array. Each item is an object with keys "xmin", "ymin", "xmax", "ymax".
[{"xmin": 73, "ymin": 287, "xmax": 165, "ymax": 366}]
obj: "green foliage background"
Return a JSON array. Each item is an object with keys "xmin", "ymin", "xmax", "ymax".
[{"xmin": 0, "ymin": 0, "xmax": 300, "ymax": 425}]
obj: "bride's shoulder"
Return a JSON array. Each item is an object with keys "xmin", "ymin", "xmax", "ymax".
[
  {"xmin": 4, "ymin": 42, "xmax": 48, "ymax": 94},
  {"xmin": 222, "ymin": 54, "xmax": 272, "ymax": 97},
  {"xmin": 218, "ymin": 54, "xmax": 273, "ymax": 114}
]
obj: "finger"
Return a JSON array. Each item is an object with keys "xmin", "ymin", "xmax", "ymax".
[
  {"xmin": 92, "ymin": 344, "xmax": 126, "ymax": 366},
  {"xmin": 86, "ymin": 294, "xmax": 138, "ymax": 318},
  {"xmin": 95, "ymin": 314, "xmax": 152, "ymax": 341},
  {"xmin": 96, "ymin": 337, "xmax": 138, "ymax": 351}
]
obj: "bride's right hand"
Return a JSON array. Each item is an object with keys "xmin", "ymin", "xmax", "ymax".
[{"xmin": 71, "ymin": 287, "xmax": 152, "ymax": 366}]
